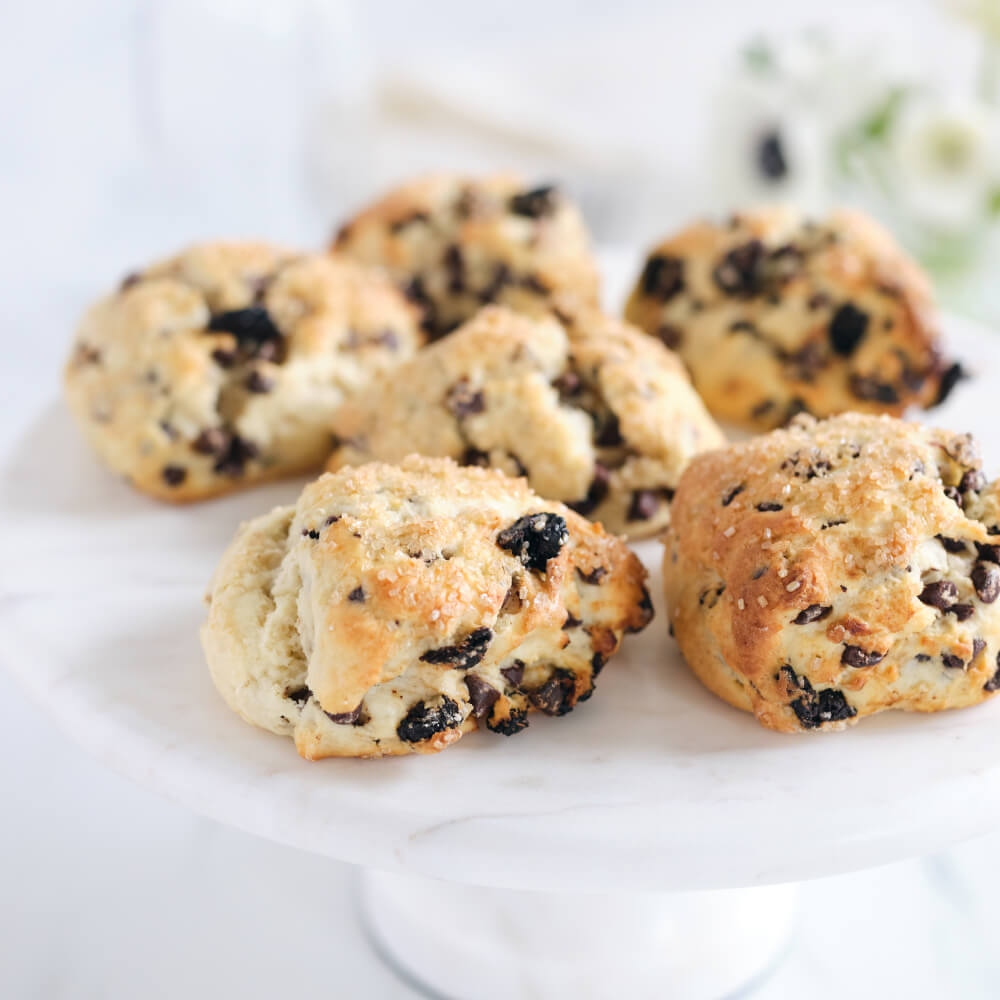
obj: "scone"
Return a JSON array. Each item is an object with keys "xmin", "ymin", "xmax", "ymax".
[
  {"xmin": 202, "ymin": 456, "xmax": 653, "ymax": 758},
  {"xmin": 331, "ymin": 172, "xmax": 600, "ymax": 339},
  {"xmin": 664, "ymin": 412, "xmax": 1000, "ymax": 732},
  {"xmin": 64, "ymin": 242, "xmax": 422, "ymax": 502},
  {"xmin": 326, "ymin": 304, "xmax": 725, "ymax": 538},
  {"xmin": 625, "ymin": 207, "xmax": 960, "ymax": 430}
]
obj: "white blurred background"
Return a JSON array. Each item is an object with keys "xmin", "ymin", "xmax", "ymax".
[{"xmin": 5, "ymin": 1, "xmax": 1000, "ymax": 997}]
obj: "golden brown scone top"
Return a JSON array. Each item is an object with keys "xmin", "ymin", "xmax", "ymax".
[
  {"xmin": 326, "ymin": 302, "xmax": 724, "ymax": 537},
  {"xmin": 625, "ymin": 207, "xmax": 960, "ymax": 430},
  {"xmin": 665, "ymin": 412, "xmax": 1000, "ymax": 732},
  {"xmin": 64, "ymin": 242, "xmax": 422, "ymax": 502},
  {"xmin": 332, "ymin": 172, "xmax": 601, "ymax": 339},
  {"xmin": 202, "ymin": 455, "xmax": 653, "ymax": 758}
]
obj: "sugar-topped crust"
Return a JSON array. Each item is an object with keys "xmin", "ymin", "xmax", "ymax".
[
  {"xmin": 664, "ymin": 412, "xmax": 1000, "ymax": 732},
  {"xmin": 332, "ymin": 172, "xmax": 600, "ymax": 339},
  {"xmin": 64, "ymin": 242, "xmax": 422, "ymax": 502},
  {"xmin": 625, "ymin": 207, "xmax": 958, "ymax": 430},
  {"xmin": 326, "ymin": 303, "xmax": 724, "ymax": 538},
  {"xmin": 202, "ymin": 455, "xmax": 653, "ymax": 758}
]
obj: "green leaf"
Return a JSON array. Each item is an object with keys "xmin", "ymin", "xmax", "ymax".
[
  {"xmin": 859, "ymin": 87, "xmax": 907, "ymax": 142},
  {"xmin": 742, "ymin": 40, "xmax": 774, "ymax": 74}
]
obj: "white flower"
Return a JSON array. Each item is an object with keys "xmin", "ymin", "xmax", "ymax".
[
  {"xmin": 889, "ymin": 94, "xmax": 1000, "ymax": 229},
  {"xmin": 945, "ymin": 0, "xmax": 1000, "ymax": 44}
]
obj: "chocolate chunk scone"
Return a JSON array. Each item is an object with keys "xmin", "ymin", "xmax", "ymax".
[
  {"xmin": 665, "ymin": 412, "xmax": 1000, "ymax": 732},
  {"xmin": 326, "ymin": 304, "xmax": 725, "ymax": 537},
  {"xmin": 64, "ymin": 242, "xmax": 422, "ymax": 501},
  {"xmin": 625, "ymin": 207, "xmax": 958, "ymax": 430},
  {"xmin": 202, "ymin": 456, "xmax": 652, "ymax": 758},
  {"xmin": 331, "ymin": 172, "xmax": 600, "ymax": 339}
]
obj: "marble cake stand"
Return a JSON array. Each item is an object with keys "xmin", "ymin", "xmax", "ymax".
[{"xmin": 3, "ymin": 311, "xmax": 1000, "ymax": 999}]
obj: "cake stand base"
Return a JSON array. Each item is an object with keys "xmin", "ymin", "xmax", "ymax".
[{"xmin": 358, "ymin": 870, "xmax": 799, "ymax": 999}]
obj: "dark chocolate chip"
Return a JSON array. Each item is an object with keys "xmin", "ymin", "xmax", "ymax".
[
  {"xmin": 211, "ymin": 347, "xmax": 238, "ymax": 368},
  {"xmin": 849, "ymin": 374, "xmax": 899, "ymax": 403},
  {"xmin": 595, "ymin": 413, "xmax": 624, "ymax": 447},
  {"xmin": 192, "ymin": 427, "xmax": 231, "ymax": 456},
  {"xmin": 576, "ymin": 566, "xmax": 607, "ymax": 585},
  {"xmin": 302, "ymin": 528, "xmax": 320, "ymax": 540},
  {"xmin": 569, "ymin": 463, "xmax": 611, "ymax": 517},
  {"xmin": 655, "ymin": 324, "xmax": 683, "ymax": 350},
  {"xmin": 756, "ymin": 501, "xmax": 783, "ymax": 512},
  {"xmin": 828, "ymin": 303, "xmax": 869, "ymax": 356},
  {"xmin": 443, "ymin": 244, "xmax": 465, "ymax": 293},
  {"xmin": 960, "ymin": 469, "xmax": 985, "ymax": 493},
  {"xmin": 496, "ymin": 513, "xmax": 568, "ymax": 573},
  {"xmin": 842, "ymin": 645, "xmax": 885, "ymax": 668},
  {"xmin": 591, "ymin": 652, "xmax": 607, "ymax": 677},
  {"xmin": 347, "ymin": 586, "xmax": 365, "ymax": 602},
  {"xmin": 628, "ymin": 489, "xmax": 661, "ymax": 522},
  {"xmin": 479, "ymin": 263, "xmax": 513, "ymax": 302},
  {"xmin": 942, "ymin": 653, "xmax": 965, "ymax": 670},
  {"xmin": 722, "ymin": 483, "xmax": 745, "ymax": 506},
  {"xmin": 562, "ymin": 611, "xmax": 582, "ymax": 629},
  {"xmin": 500, "ymin": 581, "xmax": 523, "ymax": 615},
  {"xmin": 986, "ymin": 653, "xmax": 1000, "ymax": 691},
  {"xmin": 793, "ymin": 604, "xmax": 832, "ymax": 625},
  {"xmin": 781, "ymin": 665, "xmax": 855, "ymax": 728},
  {"xmin": 487, "ymin": 708, "xmax": 530, "ymax": 736},
  {"xmin": 973, "ymin": 562, "xmax": 1000, "ymax": 603},
  {"xmin": 976, "ymin": 542, "xmax": 1000, "ymax": 564},
  {"xmin": 208, "ymin": 306, "xmax": 282, "ymax": 349},
  {"xmin": 326, "ymin": 703, "xmax": 365, "ymax": 725},
  {"xmin": 553, "ymin": 370, "xmax": 582, "ymax": 397},
  {"xmin": 286, "ymin": 685, "xmax": 311, "ymax": 704},
  {"xmin": 419, "ymin": 627, "xmax": 494, "ymax": 669},
  {"xmin": 465, "ymin": 674, "xmax": 500, "ymax": 719},
  {"xmin": 460, "ymin": 447, "xmax": 491, "ymax": 467},
  {"xmin": 937, "ymin": 535, "xmax": 969, "ymax": 554},
  {"xmin": 500, "ymin": 661, "xmax": 525, "ymax": 688},
  {"xmin": 950, "ymin": 603, "xmax": 975, "ymax": 621},
  {"xmin": 509, "ymin": 185, "xmax": 558, "ymax": 219},
  {"xmin": 245, "ymin": 370, "xmax": 275, "ymax": 393},
  {"xmin": 120, "ymin": 272, "xmax": 142, "ymax": 291},
  {"xmin": 162, "ymin": 465, "xmax": 187, "ymax": 487},
  {"xmin": 807, "ymin": 291, "xmax": 830, "ymax": 311},
  {"xmin": 712, "ymin": 240, "xmax": 764, "ymax": 297},
  {"xmin": 919, "ymin": 580, "xmax": 958, "ymax": 610},
  {"xmin": 639, "ymin": 254, "xmax": 685, "ymax": 301},
  {"xmin": 972, "ymin": 638, "xmax": 987, "ymax": 663},
  {"xmin": 756, "ymin": 129, "xmax": 788, "ymax": 180},
  {"xmin": 933, "ymin": 362, "xmax": 967, "ymax": 407},
  {"xmin": 212, "ymin": 435, "xmax": 258, "ymax": 477},
  {"xmin": 529, "ymin": 668, "xmax": 577, "ymax": 716},
  {"xmin": 396, "ymin": 696, "xmax": 464, "ymax": 743},
  {"xmin": 628, "ymin": 586, "xmax": 655, "ymax": 632},
  {"xmin": 446, "ymin": 378, "xmax": 485, "ymax": 417},
  {"xmin": 944, "ymin": 485, "xmax": 963, "ymax": 507}
]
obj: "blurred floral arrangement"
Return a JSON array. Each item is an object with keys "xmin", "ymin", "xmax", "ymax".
[{"xmin": 711, "ymin": 1, "xmax": 1000, "ymax": 284}]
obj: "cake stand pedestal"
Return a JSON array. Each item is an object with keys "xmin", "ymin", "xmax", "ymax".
[{"xmin": 3, "ymin": 307, "xmax": 1000, "ymax": 1000}]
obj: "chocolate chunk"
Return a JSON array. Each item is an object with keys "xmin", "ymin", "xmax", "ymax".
[
  {"xmin": 326, "ymin": 703, "xmax": 365, "ymax": 725},
  {"xmin": 944, "ymin": 485, "xmax": 963, "ymax": 507},
  {"xmin": 213, "ymin": 435, "xmax": 258, "ymax": 477},
  {"xmin": 563, "ymin": 611, "xmax": 582, "ymax": 629},
  {"xmin": 509, "ymin": 185, "xmax": 558, "ymax": 218},
  {"xmin": 396, "ymin": 696, "xmax": 463, "ymax": 742},
  {"xmin": 756, "ymin": 129, "xmax": 788, "ymax": 180},
  {"xmin": 162, "ymin": 465, "xmax": 187, "ymax": 487},
  {"xmin": 529, "ymin": 668, "xmax": 577, "ymax": 716},
  {"xmin": 420, "ymin": 627, "xmax": 494, "ymax": 669},
  {"xmin": 712, "ymin": 241, "xmax": 764, "ymax": 297},
  {"xmin": 192, "ymin": 427, "xmax": 231, "ymax": 456},
  {"xmin": 933, "ymin": 362, "xmax": 967, "ymax": 407},
  {"xmin": 465, "ymin": 674, "xmax": 500, "ymax": 719},
  {"xmin": 553, "ymin": 370, "xmax": 582, "ymax": 397},
  {"xmin": 937, "ymin": 535, "xmax": 969, "ymax": 554},
  {"xmin": 655, "ymin": 324, "xmax": 683, "ymax": 350},
  {"xmin": 986, "ymin": 653, "xmax": 1000, "ymax": 691},
  {"xmin": 942, "ymin": 653, "xmax": 965, "ymax": 670},
  {"xmin": 569, "ymin": 463, "xmax": 611, "ymax": 517},
  {"xmin": 576, "ymin": 566, "xmax": 607, "ymax": 585},
  {"xmin": 915, "ymin": 654, "xmax": 931, "ymax": 662},
  {"xmin": 443, "ymin": 244, "xmax": 465, "ymax": 293},
  {"xmin": 629, "ymin": 585, "xmax": 655, "ymax": 632},
  {"xmin": 793, "ymin": 604, "xmax": 832, "ymax": 625},
  {"xmin": 842, "ymin": 645, "xmax": 885, "ymax": 668},
  {"xmin": 960, "ymin": 469, "xmax": 985, "ymax": 493},
  {"xmin": 500, "ymin": 661, "xmax": 525, "ymax": 688},
  {"xmin": 302, "ymin": 528, "xmax": 320, "ymax": 540},
  {"xmin": 950, "ymin": 603, "xmax": 975, "ymax": 621},
  {"xmin": 780, "ymin": 665, "xmax": 855, "ymax": 728},
  {"xmin": 347, "ymin": 586, "xmax": 365, "ymax": 602},
  {"xmin": 208, "ymin": 306, "xmax": 282, "ymax": 350},
  {"xmin": 120, "ymin": 272, "xmax": 142, "ymax": 291},
  {"xmin": 756, "ymin": 501, "xmax": 783, "ymax": 512},
  {"xmin": 595, "ymin": 413, "xmax": 624, "ymax": 447},
  {"xmin": 487, "ymin": 707, "xmax": 529, "ymax": 736},
  {"xmin": 628, "ymin": 489, "xmax": 662, "ymax": 522},
  {"xmin": 286, "ymin": 685, "xmax": 311, "ymax": 704},
  {"xmin": 919, "ymin": 580, "xmax": 958, "ymax": 610},
  {"xmin": 460, "ymin": 447, "xmax": 491, "ymax": 467},
  {"xmin": 807, "ymin": 291, "xmax": 830, "ymax": 311},
  {"xmin": 245, "ymin": 370, "xmax": 274, "ymax": 393},
  {"xmin": 211, "ymin": 347, "xmax": 238, "ymax": 368},
  {"xmin": 976, "ymin": 542, "xmax": 1000, "ymax": 564},
  {"xmin": 972, "ymin": 638, "xmax": 987, "ymax": 663},
  {"xmin": 497, "ymin": 513, "xmax": 568, "ymax": 573},
  {"xmin": 973, "ymin": 562, "xmax": 1000, "ymax": 603},
  {"xmin": 849, "ymin": 374, "xmax": 899, "ymax": 403},
  {"xmin": 722, "ymin": 483, "xmax": 745, "ymax": 506},
  {"xmin": 640, "ymin": 254, "xmax": 685, "ymax": 301},
  {"xmin": 828, "ymin": 303, "xmax": 869, "ymax": 356},
  {"xmin": 446, "ymin": 378, "xmax": 485, "ymax": 417},
  {"xmin": 479, "ymin": 263, "xmax": 512, "ymax": 302},
  {"xmin": 588, "ymin": 651, "xmax": 606, "ymax": 677},
  {"xmin": 501, "ymin": 581, "xmax": 523, "ymax": 615}
]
